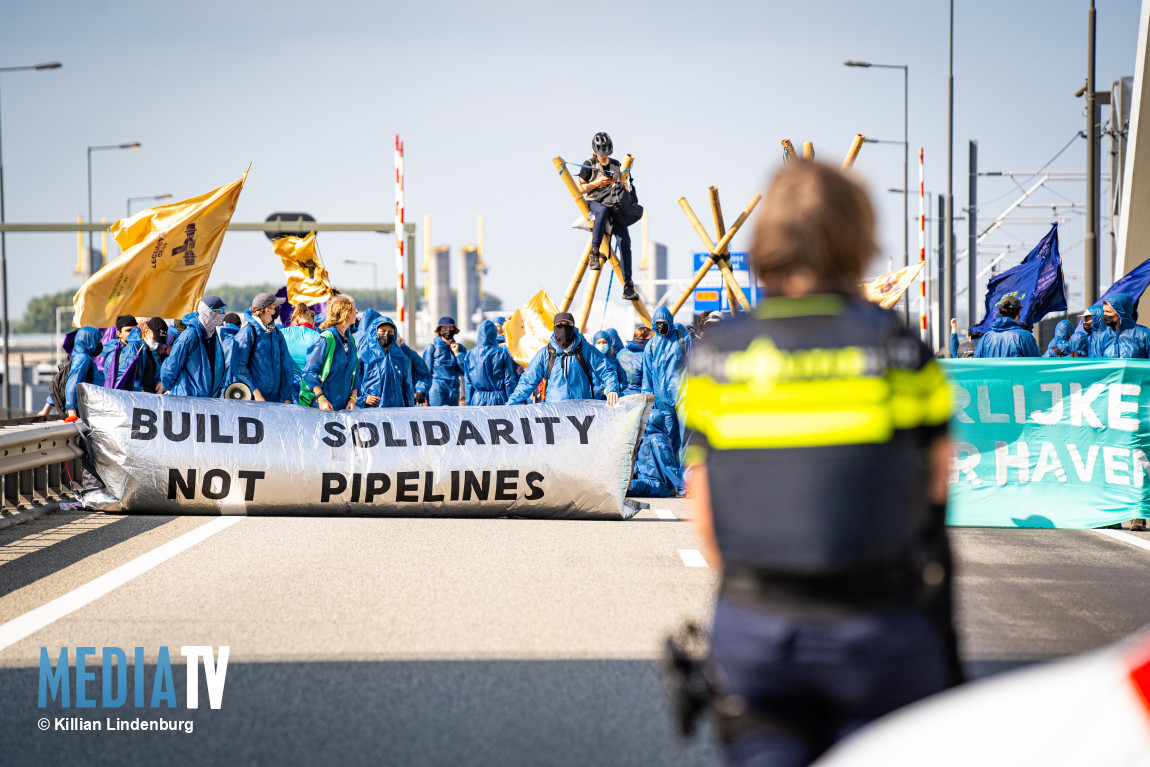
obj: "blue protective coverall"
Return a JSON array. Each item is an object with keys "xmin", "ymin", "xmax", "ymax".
[
  {"xmin": 302, "ymin": 326, "xmax": 358, "ymax": 409},
  {"xmin": 1071, "ymin": 304, "xmax": 1104, "ymax": 357},
  {"xmin": 160, "ymin": 313, "xmax": 227, "ymax": 397},
  {"xmin": 592, "ymin": 330, "xmax": 627, "ymax": 401},
  {"xmin": 507, "ymin": 332, "xmax": 618, "ymax": 404},
  {"xmin": 616, "ymin": 339, "xmax": 646, "ymax": 395},
  {"xmin": 1042, "ymin": 320, "xmax": 1072, "ymax": 357},
  {"xmin": 973, "ymin": 317, "xmax": 1041, "ymax": 358},
  {"xmin": 420, "ymin": 336, "xmax": 467, "ymax": 406},
  {"xmin": 629, "ymin": 410, "xmax": 686, "ymax": 497},
  {"xmin": 642, "ymin": 306, "xmax": 690, "ymax": 455},
  {"xmin": 218, "ymin": 323, "xmax": 242, "ymax": 385},
  {"xmin": 462, "ymin": 320, "xmax": 519, "ymax": 405},
  {"xmin": 102, "ymin": 328, "xmax": 143, "ymax": 390},
  {"xmin": 494, "ymin": 315, "xmax": 507, "ymax": 345},
  {"xmin": 231, "ymin": 310, "xmax": 295, "ymax": 402},
  {"xmin": 65, "ymin": 327, "xmax": 103, "ymax": 411},
  {"xmin": 1094, "ymin": 293, "xmax": 1150, "ymax": 359},
  {"xmin": 356, "ymin": 314, "xmax": 413, "ymax": 408},
  {"xmin": 399, "ymin": 343, "xmax": 430, "ymax": 397}
]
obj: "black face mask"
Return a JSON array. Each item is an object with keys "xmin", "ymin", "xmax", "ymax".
[
  {"xmin": 92, "ymin": 341, "xmax": 103, "ymax": 356},
  {"xmin": 554, "ymin": 325, "xmax": 576, "ymax": 348},
  {"xmin": 440, "ymin": 329, "xmax": 455, "ymax": 340},
  {"xmin": 655, "ymin": 321, "xmax": 669, "ymax": 336},
  {"xmin": 635, "ymin": 337, "xmax": 649, "ymax": 348},
  {"xmin": 1104, "ymin": 312, "xmax": 1119, "ymax": 327},
  {"xmin": 378, "ymin": 329, "xmax": 395, "ymax": 348}
]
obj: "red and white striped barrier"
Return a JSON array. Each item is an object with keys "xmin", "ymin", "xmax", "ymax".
[
  {"xmin": 919, "ymin": 147, "xmax": 927, "ymax": 343},
  {"xmin": 395, "ymin": 135, "xmax": 406, "ymax": 326}
]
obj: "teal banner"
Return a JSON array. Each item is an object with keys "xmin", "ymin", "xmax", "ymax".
[{"xmin": 941, "ymin": 359, "xmax": 1150, "ymax": 528}]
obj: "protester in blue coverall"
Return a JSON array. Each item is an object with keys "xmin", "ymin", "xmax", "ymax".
[
  {"xmin": 629, "ymin": 410, "xmax": 685, "ymax": 497},
  {"xmin": 507, "ymin": 312, "xmax": 619, "ymax": 405},
  {"xmin": 218, "ymin": 313, "xmax": 243, "ymax": 382},
  {"xmin": 231, "ymin": 292, "xmax": 295, "ymax": 403},
  {"xmin": 462, "ymin": 319, "xmax": 519, "ymax": 405},
  {"xmin": 102, "ymin": 315, "xmax": 142, "ymax": 390},
  {"xmin": 420, "ymin": 316, "xmax": 467, "ymax": 406},
  {"xmin": 615, "ymin": 326, "xmax": 650, "ymax": 395},
  {"xmin": 63, "ymin": 326, "xmax": 103, "ymax": 420},
  {"xmin": 1094, "ymin": 293, "xmax": 1150, "ymax": 359},
  {"xmin": 592, "ymin": 330, "xmax": 627, "ymax": 401},
  {"xmin": 136, "ymin": 317, "xmax": 170, "ymax": 394},
  {"xmin": 642, "ymin": 306, "xmax": 691, "ymax": 455},
  {"xmin": 1071, "ymin": 305, "xmax": 1102, "ymax": 357},
  {"xmin": 494, "ymin": 315, "xmax": 507, "ymax": 345},
  {"xmin": 973, "ymin": 296, "xmax": 1040, "ymax": 358},
  {"xmin": 356, "ymin": 313, "xmax": 413, "ymax": 408},
  {"xmin": 1043, "ymin": 320, "xmax": 1072, "ymax": 357},
  {"xmin": 302, "ymin": 294, "xmax": 358, "ymax": 411},
  {"xmin": 160, "ymin": 295, "xmax": 229, "ymax": 397}
]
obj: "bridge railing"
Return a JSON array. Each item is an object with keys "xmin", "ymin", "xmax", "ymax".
[{"xmin": 0, "ymin": 420, "xmax": 83, "ymax": 525}]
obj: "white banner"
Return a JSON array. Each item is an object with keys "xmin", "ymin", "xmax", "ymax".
[{"xmin": 78, "ymin": 385, "xmax": 650, "ymax": 520}]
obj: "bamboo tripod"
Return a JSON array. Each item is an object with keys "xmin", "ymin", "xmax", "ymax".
[
  {"xmin": 666, "ymin": 134, "xmax": 867, "ymax": 315},
  {"xmin": 554, "ymin": 156, "xmax": 653, "ymax": 331}
]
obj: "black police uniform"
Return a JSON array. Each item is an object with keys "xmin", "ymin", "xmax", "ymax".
[{"xmin": 684, "ymin": 293, "xmax": 961, "ymax": 767}]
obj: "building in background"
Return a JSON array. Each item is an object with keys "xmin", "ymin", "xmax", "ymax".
[
  {"xmin": 429, "ymin": 245, "xmax": 452, "ymax": 322},
  {"xmin": 458, "ymin": 245, "xmax": 481, "ymax": 332}
]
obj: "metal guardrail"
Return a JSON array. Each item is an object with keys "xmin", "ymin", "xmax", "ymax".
[{"xmin": 0, "ymin": 422, "xmax": 83, "ymax": 519}]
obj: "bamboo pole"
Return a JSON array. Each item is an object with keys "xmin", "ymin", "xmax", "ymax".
[
  {"xmin": 560, "ymin": 239, "xmax": 596, "ymax": 313},
  {"xmin": 842, "ymin": 133, "xmax": 865, "ymax": 170},
  {"xmin": 553, "ymin": 156, "xmax": 593, "ymax": 220},
  {"xmin": 802, "ymin": 142, "xmax": 814, "ymax": 160},
  {"xmin": 781, "ymin": 139, "xmax": 798, "ymax": 165},
  {"xmin": 577, "ymin": 264, "xmax": 602, "ymax": 332},
  {"xmin": 708, "ymin": 187, "xmax": 741, "ymax": 313}
]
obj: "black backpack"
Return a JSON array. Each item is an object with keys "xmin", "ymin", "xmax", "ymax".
[
  {"xmin": 612, "ymin": 177, "xmax": 644, "ymax": 228},
  {"xmin": 49, "ymin": 358, "xmax": 72, "ymax": 417}
]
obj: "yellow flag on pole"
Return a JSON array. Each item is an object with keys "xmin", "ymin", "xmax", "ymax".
[
  {"xmin": 72, "ymin": 172, "xmax": 247, "ymax": 327},
  {"xmin": 272, "ymin": 232, "xmax": 332, "ymax": 305},
  {"xmin": 503, "ymin": 288, "xmax": 558, "ymax": 367},
  {"xmin": 861, "ymin": 261, "xmax": 924, "ymax": 310}
]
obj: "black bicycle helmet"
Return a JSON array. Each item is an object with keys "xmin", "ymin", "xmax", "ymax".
[{"xmin": 592, "ymin": 132, "xmax": 613, "ymax": 156}]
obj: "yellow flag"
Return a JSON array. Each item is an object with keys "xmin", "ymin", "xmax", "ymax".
[
  {"xmin": 504, "ymin": 288, "xmax": 559, "ymax": 367},
  {"xmin": 861, "ymin": 261, "xmax": 924, "ymax": 310},
  {"xmin": 72, "ymin": 173, "xmax": 247, "ymax": 327},
  {"xmin": 272, "ymin": 232, "xmax": 332, "ymax": 305}
]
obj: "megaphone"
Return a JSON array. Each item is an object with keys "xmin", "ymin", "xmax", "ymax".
[{"xmin": 223, "ymin": 382, "xmax": 253, "ymax": 401}]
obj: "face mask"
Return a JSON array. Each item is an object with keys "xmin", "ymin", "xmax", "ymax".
[
  {"xmin": 635, "ymin": 337, "xmax": 649, "ymax": 348},
  {"xmin": 440, "ymin": 329, "xmax": 455, "ymax": 340},
  {"xmin": 145, "ymin": 337, "xmax": 159, "ymax": 351},
  {"xmin": 596, "ymin": 343, "xmax": 609, "ymax": 354},
  {"xmin": 378, "ymin": 329, "xmax": 395, "ymax": 348},
  {"xmin": 655, "ymin": 321, "xmax": 669, "ymax": 336},
  {"xmin": 92, "ymin": 341, "xmax": 103, "ymax": 356},
  {"xmin": 554, "ymin": 325, "xmax": 576, "ymax": 348},
  {"xmin": 1104, "ymin": 312, "xmax": 1119, "ymax": 327}
]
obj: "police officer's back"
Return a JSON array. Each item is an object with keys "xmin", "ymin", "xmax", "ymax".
[{"xmin": 684, "ymin": 162, "xmax": 959, "ymax": 767}]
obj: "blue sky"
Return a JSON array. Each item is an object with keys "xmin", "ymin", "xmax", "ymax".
[{"xmin": 0, "ymin": 0, "xmax": 1142, "ymax": 328}]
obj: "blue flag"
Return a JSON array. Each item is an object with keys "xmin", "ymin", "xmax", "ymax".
[
  {"xmin": 1071, "ymin": 255, "xmax": 1150, "ymax": 333},
  {"xmin": 971, "ymin": 224, "xmax": 1066, "ymax": 334}
]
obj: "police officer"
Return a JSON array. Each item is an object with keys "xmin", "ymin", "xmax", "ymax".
[{"xmin": 684, "ymin": 161, "xmax": 960, "ymax": 767}]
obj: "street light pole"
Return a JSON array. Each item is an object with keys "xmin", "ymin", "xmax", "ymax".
[
  {"xmin": 0, "ymin": 61, "xmax": 61, "ymax": 412},
  {"xmin": 87, "ymin": 142, "xmax": 140, "ymax": 279},
  {"xmin": 127, "ymin": 194, "xmax": 172, "ymax": 218},
  {"xmin": 845, "ymin": 59, "xmax": 910, "ymax": 324},
  {"xmin": 947, "ymin": 0, "xmax": 955, "ymax": 331},
  {"xmin": 344, "ymin": 259, "xmax": 379, "ymax": 297}
]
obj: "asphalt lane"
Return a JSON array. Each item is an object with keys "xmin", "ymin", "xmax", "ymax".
[{"xmin": 0, "ymin": 504, "xmax": 1147, "ymax": 766}]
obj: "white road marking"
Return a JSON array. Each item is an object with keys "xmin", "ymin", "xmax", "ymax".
[
  {"xmin": 653, "ymin": 508, "xmax": 677, "ymax": 520},
  {"xmin": 1091, "ymin": 528, "xmax": 1150, "ymax": 553},
  {"xmin": 678, "ymin": 548, "xmax": 708, "ymax": 568},
  {"xmin": 0, "ymin": 516, "xmax": 243, "ymax": 653}
]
